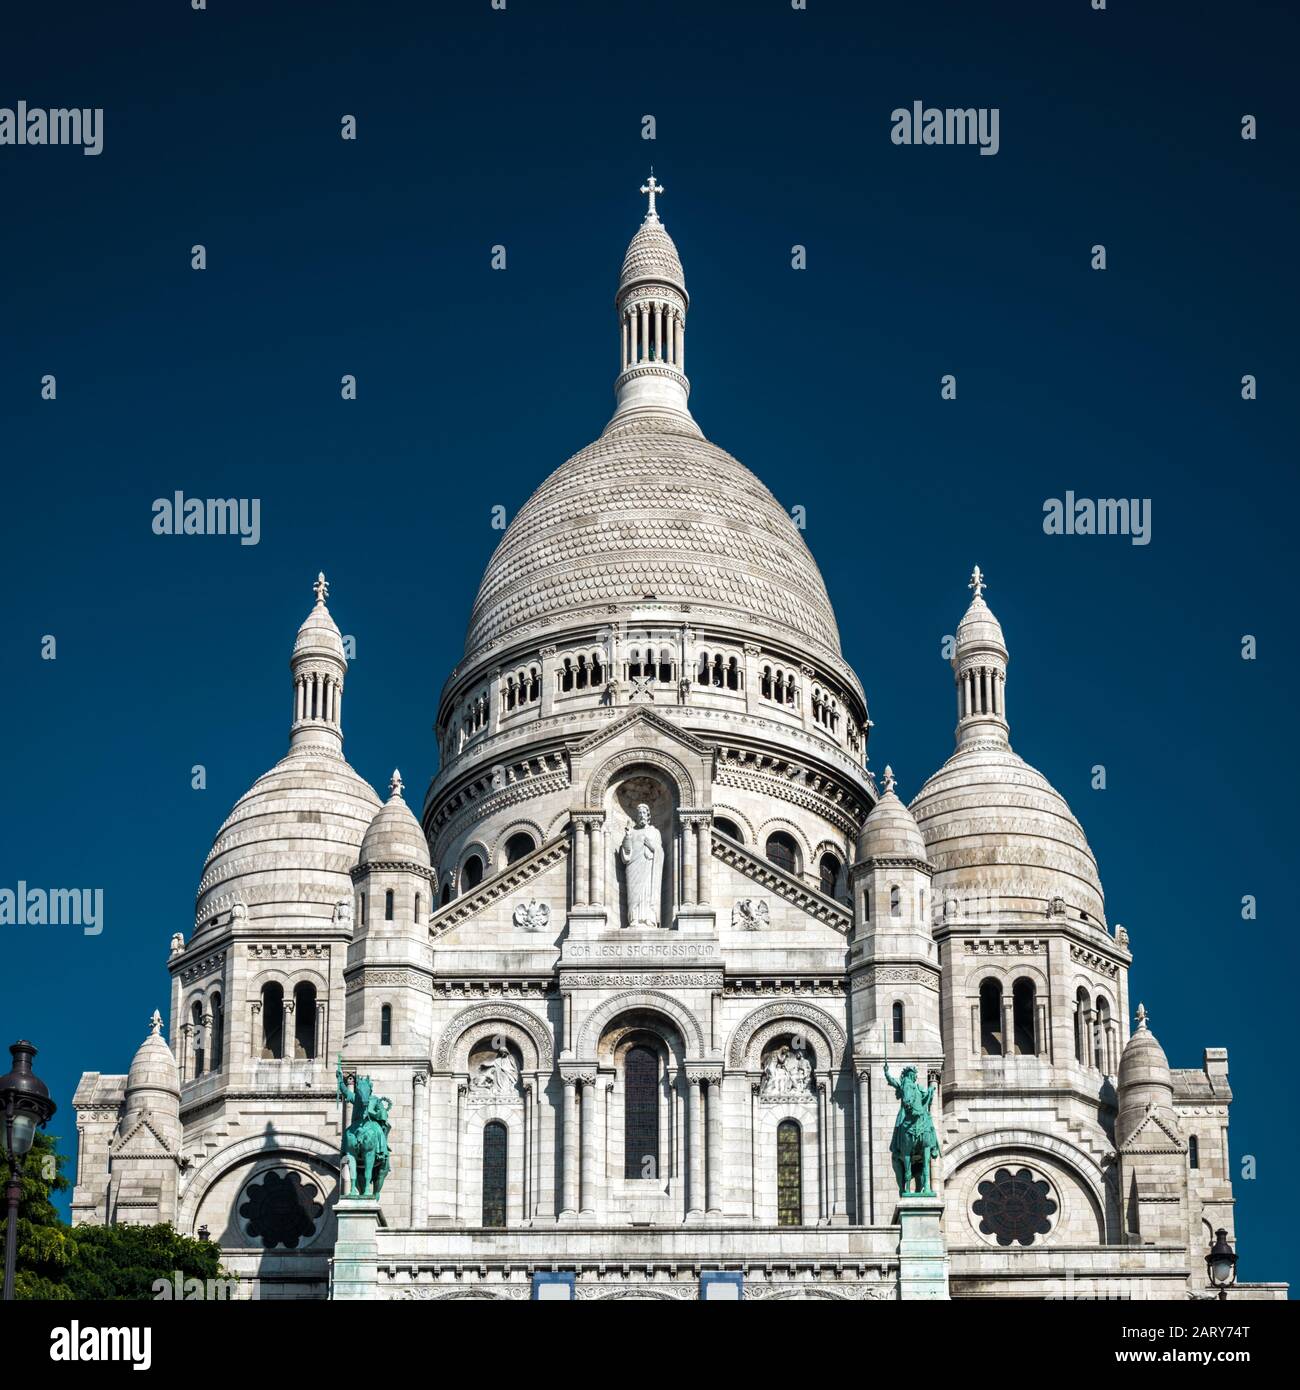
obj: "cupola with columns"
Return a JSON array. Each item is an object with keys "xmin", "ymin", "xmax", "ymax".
[
  {"xmin": 611, "ymin": 173, "xmax": 694, "ymax": 426},
  {"xmin": 291, "ymin": 572, "xmax": 348, "ymax": 753},
  {"xmin": 953, "ymin": 565, "xmax": 1009, "ymax": 750}
]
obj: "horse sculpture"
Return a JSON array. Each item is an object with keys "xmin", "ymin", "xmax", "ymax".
[
  {"xmin": 884, "ymin": 1062, "xmax": 941, "ymax": 1197},
  {"xmin": 336, "ymin": 1054, "xmax": 393, "ymax": 1198}
]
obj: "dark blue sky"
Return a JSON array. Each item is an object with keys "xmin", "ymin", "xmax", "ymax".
[{"xmin": 1, "ymin": 1, "xmax": 1295, "ymax": 1285}]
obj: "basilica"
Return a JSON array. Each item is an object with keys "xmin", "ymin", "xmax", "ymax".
[{"xmin": 71, "ymin": 181, "xmax": 1282, "ymax": 1301}]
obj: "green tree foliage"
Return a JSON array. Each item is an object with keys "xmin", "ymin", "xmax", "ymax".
[{"xmin": 2, "ymin": 1130, "xmax": 226, "ymax": 1299}]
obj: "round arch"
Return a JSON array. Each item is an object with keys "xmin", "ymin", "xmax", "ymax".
[
  {"xmin": 586, "ymin": 748, "xmax": 696, "ymax": 808},
  {"xmin": 727, "ymin": 1000, "xmax": 847, "ymax": 1072},
  {"xmin": 433, "ymin": 1002, "xmax": 554, "ymax": 1072},
  {"xmin": 575, "ymin": 990, "xmax": 707, "ymax": 1060},
  {"xmin": 176, "ymin": 1130, "xmax": 341, "ymax": 1233}
]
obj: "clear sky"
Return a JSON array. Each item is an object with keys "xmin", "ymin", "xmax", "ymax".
[{"xmin": 1, "ymin": 0, "xmax": 1295, "ymax": 1287}]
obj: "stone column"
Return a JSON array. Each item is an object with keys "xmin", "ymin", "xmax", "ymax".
[
  {"xmin": 638, "ymin": 304, "xmax": 648, "ymax": 362},
  {"xmin": 588, "ymin": 818, "xmax": 603, "ymax": 906},
  {"xmin": 687, "ymin": 1075, "xmax": 704, "ymax": 1216},
  {"xmin": 282, "ymin": 998, "xmax": 295, "ymax": 1060},
  {"xmin": 1036, "ymin": 1001, "xmax": 1049, "ymax": 1060},
  {"xmin": 695, "ymin": 818, "xmax": 711, "ymax": 903},
  {"xmin": 682, "ymin": 817, "xmax": 697, "ymax": 907},
  {"xmin": 705, "ymin": 1076, "xmax": 722, "ymax": 1213},
  {"xmin": 410, "ymin": 1072, "xmax": 428, "ymax": 1225},
  {"xmin": 561, "ymin": 1076, "xmax": 579, "ymax": 1216},
  {"xmin": 679, "ymin": 320, "xmax": 685, "ymax": 372},
  {"xmin": 1001, "ymin": 995, "xmax": 1014, "ymax": 1057},
  {"xmin": 817, "ymin": 1081, "xmax": 829, "ymax": 1223},
  {"xmin": 573, "ymin": 820, "xmax": 588, "ymax": 907},
  {"xmin": 579, "ymin": 1077, "xmax": 596, "ymax": 1215},
  {"xmin": 621, "ymin": 317, "xmax": 628, "ymax": 371},
  {"xmin": 856, "ymin": 1068, "xmax": 872, "ymax": 1224},
  {"xmin": 316, "ymin": 1001, "xmax": 328, "ymax": 1059}
]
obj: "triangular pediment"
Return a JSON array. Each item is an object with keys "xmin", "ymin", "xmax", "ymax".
[
  {"xmin": 573, "ymin": 706, "xmax": 713, "ymax": 759},
  {"xmin": 111, "ymin": 1114, "xmax": 177, "ymax": 1159},
  {"xmin": 1119, "ymin": 1108, "xmax": 1185, "ymax": 1153}
]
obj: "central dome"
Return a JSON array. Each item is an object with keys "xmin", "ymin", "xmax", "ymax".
[{"xmin": 464, "ymin": 413, "xmax": 842, "ymax": 659}]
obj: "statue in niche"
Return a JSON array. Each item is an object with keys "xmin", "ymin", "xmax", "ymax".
[
  {"xmin": 619, "ymin": 802, "xmax": 664, "ymax": 929},
  {"xmin": 760, "ymin": 1040, "xmax": 813, "ymax": 1097},
  {"xmin": 472, "ymin": 1042, "xmax": 521, "ymax": 1096}
]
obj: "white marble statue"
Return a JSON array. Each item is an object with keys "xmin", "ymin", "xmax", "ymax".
[
  {"xmin": 619, "ymin": 803, "xmax": 664, "ymax": 929},
  {"xmin": 473, "ymin": 1043, "xmax": 520, "ymax": 1096}
]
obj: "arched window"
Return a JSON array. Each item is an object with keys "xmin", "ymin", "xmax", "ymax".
[
  {"xmin": 777, "ymin": 1119, "xmax": 802, "ymax": 1226},
  {"xmin": 384, "ymin": 889, "xmax": 394, "ymax": 921},
  {"xmin": 380, "ymin": 1004, "xmax": 392, "ymax": 1047},
  {"xmin": 713, "ymin": 816, "xmax": 742, "ymax": 842},
  {"xmin": 1012, "ymin": 978, "xmax": 1036, "ymax": 1055},
  {"xmin": 624, "ymin": 1045, "xmax": 660, "ymax": 1179},
  {"xmin": 191, "ymin": 1001, "xmax": 204, "ymax": 1079},
  {"xmin": 210, "ymin": 993, "xmax": 224, "ymax": 1072},
  {"xmin": 260, "ymin": 982, "xmax": 284, "ymax": 1059},
  {"xmin": 1093, "ymin": 997, "xmax": 1111, "ymax": 1071},
  {"xmin": 461, "ymin": 854, "xmax": 484, "ymax": 891},
  {"xmin": 761, "ymin": 665, "xmax": 773, "ymax": 699},
  {"xmin": 293, "ymin": 982, "xmax": 318, "ymax": 1059},
  {"xmin": 439, "ymin": 881, "xmax": 451, "ymax": 906},
  {"xmin": 979, "ymin": 979, "xmax": 1003, "ymax": 1056},
  {"xmin": 1188, "ymin": 1135, "xmax": 1199, "ymax": 1170},
  {"xmin": 1074, "ymin": 987, "xmax": 1090, "ymax": 1063},
  {"xmin": 892, "ymin": 1001, "xmax": 905, "ymax": 1044},
  {"xmin": 889, "ymin": 885, "xmax": 901, "ymax": 917},
  {"xmin": 765, "ymin": 832, "xmax": 799, "ymax": 875},
  {"xmin": 818, "ymin": 853, "xmax": 841, "ymax": 898},
  {"xmin": 503, "ymin": 832, "xmax": 535, "ymax": 865},
  {"xmin": 482, "ymin": 1121, "xmax": 508, "ymax": 1228}
]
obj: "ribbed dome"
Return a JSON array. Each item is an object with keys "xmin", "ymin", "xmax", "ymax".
[
  {"xmin": 126, "ymin": 1017, "xmax": 179, "ymax": 1106},
  {"xmin": 619, "ymin": 218, "xmax": 686, "ymax": 298},
  {"xmin": 465, "ymin": 415, "xmax": 842, "ymax": 659},
  {"xmin": 293, "ymin": 584, "xmax": 346, "ymax": 664},
  {"xmin": 909, "ymin": 743, "xmax": 1105, "ymax": 919},
  {"xmin": 1117, "ymin": 1005, "xmax": 1175, "ymax": 1143},
  {"xmin": 956, "ymin": 594, "xmax": 1006, "ymax": 652},
  {"xmin": 360, "ymin": 772, "xmax": 431, "ymax": 867},
  {"xmin": 195, "ymin": 748, "xmax": 381, "ymax": 928},
  {"xmin": 858, "ymin": 768, "xmax": 928, "ymax": 861}
]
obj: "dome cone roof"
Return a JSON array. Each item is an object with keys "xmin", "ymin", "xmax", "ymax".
[
  {"xmin": 125, "ymin": 1010, "xmax": 180, "ymax": 1111},
  {"xmin": 857, "ymin": 766, "xmax": 928, "ymax": 862},
  {"xmin": 360, "ymin": 770, "xmax": 431, "ymax": 868}
]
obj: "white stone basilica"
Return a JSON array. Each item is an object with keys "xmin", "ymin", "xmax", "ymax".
[{"xmin": 71, "ymin": 181, "xmax": 1282, "ymax": 1301}]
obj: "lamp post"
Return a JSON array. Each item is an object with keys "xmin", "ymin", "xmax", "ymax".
[
  {"xmin": 1, "ymin": 1040, "xmax": 56, "ymax": 1302},
  {"xmin": 1205, "ymin": 1227, "xmax": 1238, "ymax": 1300}
]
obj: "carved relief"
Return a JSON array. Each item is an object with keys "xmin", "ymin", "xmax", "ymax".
[{"xmin": 732, "ymin": 898, "xmax": 770, "ymax": 930}]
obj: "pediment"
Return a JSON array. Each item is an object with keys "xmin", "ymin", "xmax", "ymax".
[
  {"xmin": 431, "ymin": 834, "xmax": 569, "ymax": 939},
  {"xmin": 713, "ymin": 834, "xmax": 851, "ymax": 936},
  {"xmin": 573, "ymin": 706, "xmax": 713, "ymax": 759},
  {"xmin": 1119, "ymin": 1109, "xmax": 1184, "ymax": 1153},
  {"xmin": 111, "ymin": 1114, "xmax": 177, "ymax": 1158}
]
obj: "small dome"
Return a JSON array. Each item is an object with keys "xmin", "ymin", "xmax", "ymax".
[
  {"xmin": 125, "ymin": 1013, "xmax": 179, "ymax": 1106},
  {"xmin": 857, "ymin": 767, "xmax": 928, "ymax": 862},
  {"xmin": 955, "ymin": 593, "xmax": 1006, "ymax": 653},
  {"xmin": 1117, "ymin": 1005, "xmax": 1176, "ymax": 1143},
  {"xmin": 360, "ymin": 770, "xmax": 431, "ymax": 868},
  {"xmin": 619, "ymin": 217, "xmax": 687, "ymax": 299},
  {"xmin": 292, "ymin": 576, "xmax": 346, "ymax": 665}
]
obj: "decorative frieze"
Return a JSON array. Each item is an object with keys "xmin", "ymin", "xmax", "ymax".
[{"xmin": 179, "ymin": 950, "xmax": 226, "ymax": 985}]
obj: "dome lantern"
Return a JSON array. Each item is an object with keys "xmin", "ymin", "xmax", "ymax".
[
  {"xmin": 611, "ymin": 173, "xmax": 694, "ymax": 427},
  {"xmin": 290, "ymin": 572, "xmax": 348, "ymax": 753},
  {"xmin": 953, "ymin": 565, "xmax": 1009, "ymax": 751}
]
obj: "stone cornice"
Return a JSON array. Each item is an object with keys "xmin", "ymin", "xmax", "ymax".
[
  {"xmin": 712, "ymin": 837, "xmax": 851, "ymax": 934},
  {"xmin": 429, "ymin": 837, "xmax": 568, "ymax": 938},
  {"xmin": 351, "ymin": 860, "xmax": 436, "ymax": 884}
]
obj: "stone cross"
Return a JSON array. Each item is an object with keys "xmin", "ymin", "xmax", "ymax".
[
  {"xmin": 640, "ymin": 174, "xmax": 664, "ymax": 219},
  {"xmin": 968, "ymin": 565, "xmax": 986, "ymax": 600},
  {"xmin": 314, "ymin": 571, "xmax": 329, "ymax": 604},
  {"xmin": 149, "ymin": 1009, "xmax": 164, "ymax": 1037}
]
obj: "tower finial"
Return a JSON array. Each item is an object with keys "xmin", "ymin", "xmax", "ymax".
[
  {"xmin": 148, "ymin": 1009, "xmax": 164, "ymax": 1037},
  {"xmin": 389, "ymin": 768, "xmax": 404, "ymax": 799},
  {"xmin": 882, "ymin": 765, "xmax": 897, "ymax": 795},
  {"xmin": 968, "ymin": 565, "xmax": 986, "ymax": 601},
  {"xmin": 313, "ymin": 571, "xmax": 329, "ymax": 605},
  {"xmin": 640, "ymin": 172, "xmax": 664, "ymax": 222},
  {"xmin": 1135, "ymin": 1002, "xmax": 1148, "ymax": 1031}
]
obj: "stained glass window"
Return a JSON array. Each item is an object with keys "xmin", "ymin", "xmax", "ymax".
[
  {"xmin": 239, "ymin": 1170, "xmax": 323, "ymax": 1249},
  {"xmin": 765, "ymin": 832, "xmax": 798, "ymax": 875},
  {"xmin": 482, "ymin": 1121, "xmax": 507, "ymax": 1227},
  {"xmin": 777, "ymin": 1120, "xmax": 802, "ymax": 1226},
  {"xmin": 972, "ymin": 1167, "xmax": 1057, "ymax": 1246},
  {"xmin": 624, "ymin": 1045, "xmax": 659, "ymax": 1178}
]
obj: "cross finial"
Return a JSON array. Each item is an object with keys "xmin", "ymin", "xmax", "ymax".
[
  {"xmin": 148, "ymin": 1009, "xmax": 164, "ymax": 1037},
  {"xmin": 640, "ymin": 172, "xmax": 664, "ymax": 221},
  {"xmin": 1135, "ymin": 1002, "xmax": 1148, "ymax": 1031},
  {"xmin": 389, "ymin": 768, "xmax": 404, "ymax": 799},
  {"xmin": 882, "ymin": 764, "xmax": 897, "ymax": 795},
  {"xmin": 313, "ymin": 572, "xmax": 329, "ymax": 605},
  {"xmin": 968, "ymin": 565, "xmax": 986, "ymax": 601}
]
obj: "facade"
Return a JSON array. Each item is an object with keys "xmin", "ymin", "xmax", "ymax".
[{"xmin": 71, "ymin": 183, "xmax": 1284, "ymax": 1301}]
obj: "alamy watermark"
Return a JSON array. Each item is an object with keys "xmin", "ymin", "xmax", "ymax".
[
  {"xmin": 0, "ymin": 882, "xmax": 102, "ymax": 935},
  {"xmin": 891, "ymin": 101, "xmax": 1000, "ymax": 156},
  {"xmin": 1, "ymin": 102, "xmax": 103, "ymax": 156},
  {"xmin": 152, "ymin": 492, "xmax": 261, "ymax": 545},
  {"xmin": 1043, "ymin": 492, "xmax": 1151, "ymax": 546}
]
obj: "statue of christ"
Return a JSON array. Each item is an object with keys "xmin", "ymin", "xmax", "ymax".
[{"xmin": 619, "ymin": 803, "xmax": 664, "ymax": 929}]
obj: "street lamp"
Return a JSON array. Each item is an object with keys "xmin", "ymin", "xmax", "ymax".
[
  {"xmin": 1, "ymin": 1040, "xmax": 56, "ymax": 1302},
  {"xmin": 1205, "ymin": 1227, "xmax": 1238, "ymax": 1300}
]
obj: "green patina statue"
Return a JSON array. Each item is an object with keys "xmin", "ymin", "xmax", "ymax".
[
  {"xmin": 336, "ymin": 1054, "xmax": 393, "ymax": 1198},
  {"xmin": 884, "ymin": 1063, "xmax": 940, "ymax": 1197}
]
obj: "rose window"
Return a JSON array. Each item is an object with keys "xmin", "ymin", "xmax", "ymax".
[
  {"xmin": 972, "ymin": 1166, "xmax": 1057, "ymax": 1247},
  {"xmin": 238, "ymin": 1169, "xmax": 324, "ymax": 1250}
]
